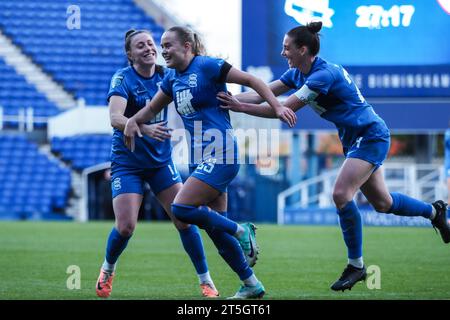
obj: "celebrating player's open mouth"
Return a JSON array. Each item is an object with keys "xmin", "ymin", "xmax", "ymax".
[
  {"xmin": 161, "ymin": 50, "xmax": 174, "ymax": 67},
  {"xmin": 162, "ymin": 55, "xmax": 171, "ymax": 65},
  {"xmin": 142, "ymin": 50, "xmax": 156, "ymax": 62}
]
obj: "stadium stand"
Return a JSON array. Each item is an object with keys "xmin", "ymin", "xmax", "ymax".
[
  {"xmin": 51, "ymin": 134, "xmax": 111, "ymax": 171},
  {"xmin": 0, "ymin": 58, "xmax": 60, "ymax": 127},
  {"xmin": 0, "ymin": 134, "xmax": 72, "ymax": 220},
  {"xmin": 0, "ymin": 0, "xmax": 164, "ymax": 106},
  {"xmin": 0, "ymin": 0, "xmax": 168, "ymax": 220}
]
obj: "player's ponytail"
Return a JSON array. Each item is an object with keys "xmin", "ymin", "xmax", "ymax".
[
  {"xmin": 286, "ymin": 22, "xmax": 321, "ymax": 56},
  {"xmin": 306, "ymin": 21, "xmax": 322, "ymax": 34},
  {"xmin": 192, "ymin": 32, "xmax": 206, "ymax": 56}
]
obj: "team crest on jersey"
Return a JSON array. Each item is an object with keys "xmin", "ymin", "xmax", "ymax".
[
  {"xmin": 188, "ymin": 74, "xmax": 198, "ymax": 88},
  {"xmin": 111, "ymin": 75, "xmax": 123, "ymax": 88}
]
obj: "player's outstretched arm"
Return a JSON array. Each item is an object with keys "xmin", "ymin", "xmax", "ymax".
[
  {"xmin": 133, "ymin": 89, "xmax": 172, "ymax": 124},
  {"xmin": 235, "ymin": 80, "xmax": 291, "ymax": 104},
  {"xmin": 217, "ymin": 90, "xmax": 307, "ymax": 120},
  {"xmin": 225, "ymin": 68, "xmax": 297, "ymax": 127},
  {"xmin": 217, "ymin": 91, "xmax": 277, "ymax": 118}
]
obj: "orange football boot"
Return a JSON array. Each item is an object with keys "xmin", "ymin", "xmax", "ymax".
[
  {"xmin": 96, "ymin": 269, "xmax": 115, "ymax": 298},
  {"xmin": 200, "ymin": 283, "xmax": 219, "ymax": 298}
]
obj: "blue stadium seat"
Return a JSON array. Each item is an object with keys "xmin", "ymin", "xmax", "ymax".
[
  {"xmin": 0, "ymin": 134, "xmax": 72, "ymax": 220},
  {"xmin": 0, "ymin": 58, "xmax": 60, "ymax": 127},
  {"xmin": 51, "ymin": 134, "xmax": 111, "ymax": 170},
  {"xmin": 0, "ymin": 0, "xmax": 163, "ymax": 105}
]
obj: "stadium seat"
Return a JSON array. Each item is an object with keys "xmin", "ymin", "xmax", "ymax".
[
  {"xmin": 0, "ymin": 134, "xmax": 72, "ymax": 219},
  {"xmin": 0, "ymin": 0, "xmax": 164, "ymax": 106},
  {"xmin": 0, "ymin": 58, "xmax": 60, "ymax": 128},
  {"xmin": 51, "ymin": 134, "xmax": 111, "ymax": 170}
]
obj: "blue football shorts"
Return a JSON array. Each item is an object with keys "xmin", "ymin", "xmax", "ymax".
[
  {"xmin": 343, "ymin": 135, "xmax": 390, "ymax": 170},
  {"xmin": 189, "ymin": 158, "xmax": 240, "ymax": 193},
  {"xmin": 110, "ymin": 159, "xmax": 182, "ymax": 198}
]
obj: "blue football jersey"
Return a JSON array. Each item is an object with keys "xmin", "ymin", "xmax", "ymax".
[
  {"xmin": 107, "ymin": 66, "xmax": 172, "ymax": 168},
  {"xmin": 280, "ymin": 57, "xmax": 390, "ymax": 148},
  {"xmin": 160, "ymin": 55, "xmax": 236, "ymax": 165}
]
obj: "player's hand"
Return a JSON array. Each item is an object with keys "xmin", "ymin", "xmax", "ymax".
[
  {"xmin": 276, "ymin": 106, "xmax": 297, "ymax": 128},
  {"xmin": 217, "ymin": 91, "xmax": 244, "ymax": 112},
  {"xmin": 123, "ymin": 117, "xmax": 142, "ymax": 152},
  {"xmin": 139, "ymin": 121, "xmax": 173, "ymax": 142}
]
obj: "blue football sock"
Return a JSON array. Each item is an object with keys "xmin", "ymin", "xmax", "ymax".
[
  {"xmin": 105, "ymin": 227, "xmax": 131, "ymax": 265},
  {"xmin": 172, "ymin": 204, "xmax": 238, "ymax": 235},
  {"xmin": 178, "ymin": 225, "xmax": 208, "ymax": 275},
  {"xmin": 337, "ymin": 201, "xmax": 363, "ymax": 259},
  {"xmin": 205, "ymin": 211, "xmax": 253, "ymax": 281},
  {"xmin": 388, "ymin": 192, "xmax": 433, "ymax": 219}
]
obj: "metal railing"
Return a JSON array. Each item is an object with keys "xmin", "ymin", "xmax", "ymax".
[
  {"xmin": 0, "ymin": 106, "xmax": 48, "ymax": 131},
  {"xmin": 277, "ymin": 162, "xmax": 447, "ymax": 225}
]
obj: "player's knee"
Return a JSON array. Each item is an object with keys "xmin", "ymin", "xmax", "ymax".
[
  {"xmin": 332, "ymin": 189, "xmax": 352, "ymax": 209},
  {"xmin": 173, "ymin": 219, "xmax": 191, "ymax": 231},
  {"xmin": 372, "ymin": 200, "xmax": 392, "ymax": 213},
  {"xmin": 117, "ymin": 222, "xmax": 135, "ymax": 237}
]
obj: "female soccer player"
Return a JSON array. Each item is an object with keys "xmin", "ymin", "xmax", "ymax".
[
  {"xmin": 96, "ymin": 29, "xmax": 219, "ymax": 299},
  {"xmin": 124, "ymin": 26, "xmax": 296, "ymax": 299},
  {"xmin": 217, "ymin": 21, "xmax": 450, "ymax": 292}
]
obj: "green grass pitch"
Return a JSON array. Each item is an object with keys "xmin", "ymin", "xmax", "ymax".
[{"xmin": 0, "ymin": 221, "xmax": 449, "ymax": 300}]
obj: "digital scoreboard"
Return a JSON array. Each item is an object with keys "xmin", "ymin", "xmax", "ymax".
[{"xmin": 243, "ymin": 0, "xmax": 450, "ymax": 98}]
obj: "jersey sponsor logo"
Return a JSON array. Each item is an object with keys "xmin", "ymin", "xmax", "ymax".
[
  {"xmin": 111, "ymin": 75, "xmax": 123, "ymax": 88},
  {"xmin": 144, "ymin": 97, "xmax": 164, "ymax": 124},
  {"xmin": 149, "ymin": 110, "xmax": 164, "ymax": 124},
  {"xmin": 176, "ymin": 89, "xmax": 196, "ymax": 116},
  {"xmin": 188, "ymin": 74, "xmax": 198, "ymax": 88},
  {"xmin": 284, "ymin": 0, "xmax": 335, "ymax": 28},
  {"xmin": 112, "ymin": 177, "xmax": 121, "ymax": 191}
]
